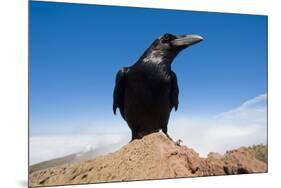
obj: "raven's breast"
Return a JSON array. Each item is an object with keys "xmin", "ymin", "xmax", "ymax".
[{"xmin": 123, "ymin": 69, "xmax": 171, "ymax": 135}]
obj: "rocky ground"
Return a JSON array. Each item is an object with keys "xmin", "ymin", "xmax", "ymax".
[{"xmin": 29, "ymin": 132, "xmax": 267, "ymax": 187}]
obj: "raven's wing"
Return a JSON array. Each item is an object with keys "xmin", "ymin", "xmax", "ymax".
[
  {"xmin": 170, "ymin": 71, "xmax": 179, "ymax": 111},
  {"xmin": 113, "ymin": 67, "xmax": 129, "ymax": 118}
]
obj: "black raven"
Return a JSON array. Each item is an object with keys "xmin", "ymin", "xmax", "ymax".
[{"xmin": 113, "ymin": 33, "xmax": 203, "ymax": 141}]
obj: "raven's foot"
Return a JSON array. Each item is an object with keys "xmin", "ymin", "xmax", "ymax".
[
  {"xmin": 175, "ymin": 139, "xmax": 183, "ymax": 146},
  {"xmin": 164, "ymin": 133, "xmax": 183, "ymax": 146}
]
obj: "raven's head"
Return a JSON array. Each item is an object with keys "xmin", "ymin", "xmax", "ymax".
[
  {"xmin": 141, "ymin": 33, "xmax": 203, "ymax": 65},
  {"xmin": 157, "ymin": 33, "xmax": 203, "ymax": 50}
]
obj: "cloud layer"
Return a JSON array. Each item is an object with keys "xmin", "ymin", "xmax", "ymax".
[
  {"xmin": 30, "ymin": 93, "xmax": 267, "ymax": 164},
  {"xmin": 169, "ymin": 93, "xmax": 267, "ymax": 156},
  {"xmin": 29, "ymin": 133, "xmax": 130, "ymax": 165}
]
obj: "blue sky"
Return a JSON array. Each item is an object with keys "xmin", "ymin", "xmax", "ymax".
[{"xmin": 29, "ymin": 1, "xmax": 267, "ymax": 136}]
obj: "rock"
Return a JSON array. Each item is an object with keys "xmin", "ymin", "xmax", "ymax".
[
  {"xmin": 221, "ymin": 147, "xmax": 267, "ymax": 174},
  {"xmin": 29, "ymin": 132, "xmax": 267, "ymax": 187},
  {"xmin": 200, "ymin": 147, "xmax": 267, "ymax": 176}
]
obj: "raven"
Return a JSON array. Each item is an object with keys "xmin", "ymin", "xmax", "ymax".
[{"xmin": 113, "ymin": 33, "xmax": 203, "ymax": 141}]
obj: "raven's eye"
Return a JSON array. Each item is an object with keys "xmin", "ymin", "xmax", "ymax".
[{"xmin": 162, "ymin": 34, "xmax": 171, "ymax": 42}]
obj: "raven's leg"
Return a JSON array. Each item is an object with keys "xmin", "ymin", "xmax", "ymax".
[
  {"xmin": 162, "ymin": 126, "xmax": 172, "ymax": 140},
  {"xmin": 162, "ymin": 124, "xmax": 168, "ymax": 134},
  {"xmin": 162, "ymin": 126, "xmax": 182, "ymax": 146}
]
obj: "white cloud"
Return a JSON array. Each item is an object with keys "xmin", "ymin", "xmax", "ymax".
[
  {"xmin": 215, "ymin": 93, "xmax": 267, "ymax": 124},
  {"xmin": 30, "ymin": 93, "xmax": 267, "ymax": 164},
  {"xmin": 29, "ymin": 133, "xmax": 130, "ymax": 165},
  {"xmin": 169, "ymin": 93, "xmax": 267, "ymax": 157}
]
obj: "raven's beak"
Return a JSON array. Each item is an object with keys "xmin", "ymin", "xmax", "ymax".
[{"xmin": 171, "ymin": 34, "xmax": 203, "ymax": 47}]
